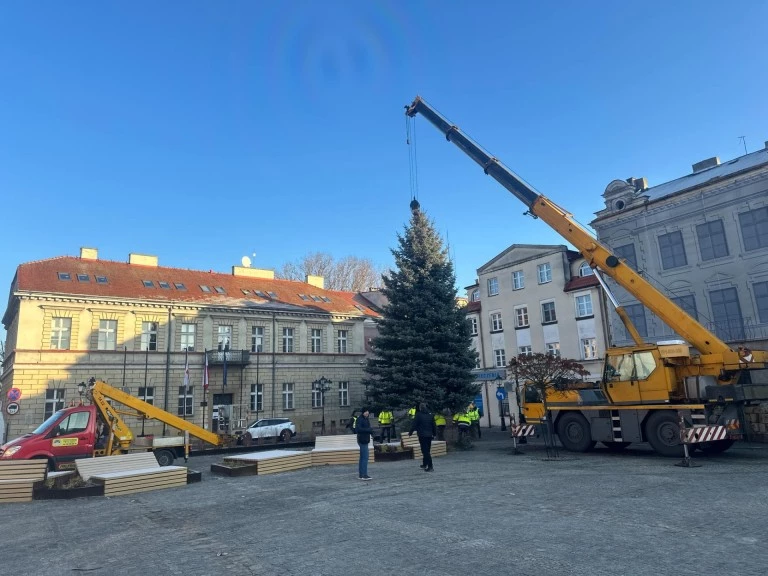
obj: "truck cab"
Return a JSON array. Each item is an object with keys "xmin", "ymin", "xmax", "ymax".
[{"xmin": 0, "ymin": 405, "xmax": 100, "ymax": 470}]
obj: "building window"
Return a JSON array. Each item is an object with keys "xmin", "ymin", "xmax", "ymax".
[
  {"xmin": 696, "ymin": 220, "xmax": 729, "ymax": 261},
  {"xmin": 487, "ymin": 277, "xmax": 499, "ymax": 296},
  {"xmin": 177, "ymin": 386, "xmax": 193, "ymax": 417},
  {"xmin": 468, "ymin": 317, "xmax": 478, "ymax": 335},
  {"xmin": 671, "ymin": 295, "xmax": 698, "ymax": 321},
  {"xmin": 515, "ymin": 306, "xmax": 529, "ymax": 328},
  {"xmin": 282, "ymin": 383, "xmax": 294, "ymax": 410},
  {"xmin": 614, "ymin": 243, "xmax": 638, "ymax": 270},
  {"xmin": 174, "ymin": 282, "xmax": 186, "ymax": 290},
  {"xmin": 312, "ymin": 387, "xmax": 324, "ymax": 408},
  {"xmin": 546, "ymin": 342, "xmax": 561, "ymax": 357},
  {"xmin": 57, "ymin": 272, "xmax": 71, "ymax": 281},
  {"xmin": 490, "ymin": 312, "xmax": 503, "ymax": 332},
  {"xmin": 471, "ymin": 289, "xmax": 480, "ymax": 302},
  {"xmin": 97, "ymin": 320, "xmax": 117, "ymax": 350},
  {"xmin": 308, "ymin": 328, "xmax": 322, "ymax": 353},
  {"xmin": 658, "ymin": 231, "xmax": 688, "ymax": 269},
  {"xmin": 282, "ymin": 328, "xmax": 294, "ymax": 353},
  {"xmin": 739, "ymin": 207, "xmax": 768, "ymax": 251},
  {"xmin": 513, "ymin": 270, "xmax": 524, "ymax": 290},
  {"xmin": 250, "ymin": 384, "xmax": 263, "ymax": 412},
  {"xmin": 142, "ymin": 280, "xmax": 155, "ymax": 288},
  {"xmin": 217, "ymin": 326, "xmax": 232, "ymax": 351},
  {"xmin": 582, "ymin": 338, "xmax": 597, "ymax": 360},
  {"xmin": 625, "ymin": 304, "xmax": 648, "ymax": 337},
  {"xmin": 96, "ymin": 276, "xmax": 108, "ymax": 284},
  {"xmin": 50, "ymin": 317, "xmax": 72, "ymax": 350},
  {"xmin": 710, "ymin": 287, "xmax": 744, "ymax": 341},
  {"xmin": 159, "ymin": 281, "xmax": 170, "ymax": 289},
  {"xmin": 141, "ymin": 322, "xmax": 158, "ymax": 351},
  {"xmin": 578, "ymin": 262, "xmax": 593, "ymax": 277},
  {"xmin": 754, "ymin": 282, "xmax": 768, "ymax": 323},
  {"xmin": 575, "ymin": 294, "xmax": 593, "ymax": 317},
  {"xmin": 44, "ymin": 389, "xmax": 65, "ymax": 420},
  {"xmin": 181, "ymin": 323, "xmax": 196, "ymax": 351},
  {"xmin": 200, "ymin": 285, "xmax": 211, "ymax": 293},
  {"xmin": 138, "ymin": 387, "xmax": 154, "ymax": 405},
  {"xmin": 77, "ymin": 273, "xmax": 90, "ymax": 282},
  {"xmin": 252, "ymin": 326, "xmax": 264, "ymax": 353},
  {"xmin": 338, "ymin": 381, "xmax": 349, "ymax": 407},
  {"xmin": 337, "ymin": 330, "xmax": 348, "ymax": 354},
  {"xmin": 494, "ymin": 348, "xmax": 506, "ymax": 368},
  {"xmin": 541, "ymin": 301, "xmax": 557, "ymax": 323},
  {"xmin": 518, "ymin": 346, "xmax": 532, "ymax": 356},
  {"xmin": 537, "ymin": 263, "xmax": 552, "ymax": 284}
]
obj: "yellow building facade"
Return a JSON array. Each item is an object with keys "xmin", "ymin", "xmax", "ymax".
[{"xmin": 1, "ymin": 248, "xmax": 377, "ymax": 442}]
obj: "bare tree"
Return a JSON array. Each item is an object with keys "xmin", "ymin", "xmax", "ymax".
[
  {"xmin": 511, "ymin": 353, "xmax": 590, "ymax": 456},
  {"xmin": 276, "ymin": 252, "xmax": 386, "ymax": 292}
]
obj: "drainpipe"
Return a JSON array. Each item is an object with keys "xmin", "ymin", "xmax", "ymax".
[
  {"xmin": 271, "ymin": 311, "xmax": 277, "ymax": 417},
  {"xmin": 163, "ymin": 307, "xmax": 172, "ymax": 435}
]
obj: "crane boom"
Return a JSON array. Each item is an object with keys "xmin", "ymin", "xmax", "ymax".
[{"xmin": 405, "ymin": 95, "xmax": 735, "ymax": 357}]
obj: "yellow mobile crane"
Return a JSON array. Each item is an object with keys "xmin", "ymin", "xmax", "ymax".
[{"xmin": 406, "ymin": 96, "xmax": 768, "ymax": 456}]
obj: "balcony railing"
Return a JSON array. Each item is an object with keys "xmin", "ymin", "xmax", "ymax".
[{"xmin": 205, "ymin": 349, "xmax": 250, "ymax": 366}]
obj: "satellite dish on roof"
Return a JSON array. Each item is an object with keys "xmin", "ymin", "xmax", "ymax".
[{"xmin": 241, "ymin": 255, "xmax": 252, "ymax": 268}]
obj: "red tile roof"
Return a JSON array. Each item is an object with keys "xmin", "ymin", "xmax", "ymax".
[
  {"xmin": 11, "ymin": 256, "xmax": 380, "ymax": 318},
  {"xmin": 465, "ymin": 300, "xmax": 481, "ymax": 312},
  {"xmin": 563, "ymin": 275, "xmax": 600, "ymax": 292}
]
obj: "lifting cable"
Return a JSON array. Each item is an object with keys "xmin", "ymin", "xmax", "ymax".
[{"xmin": 405, "ymin": 114, "xmax": 419, "ymax": 203}]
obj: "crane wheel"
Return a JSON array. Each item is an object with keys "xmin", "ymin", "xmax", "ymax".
[
  {"xmin": 154, "ymin": 449, "xmax": 175, "ymax": 467},
  {"xmin": 556, "ymin": 412, "xmax": 596, "ymax": 452},
  {"xmin": 645, "ymin": 411, "xmax": 684, "ymax": 457}
]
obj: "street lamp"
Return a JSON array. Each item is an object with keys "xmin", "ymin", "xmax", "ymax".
[{"xmin": 312, "ymin": 376, "xmax": 333, "ymax": 435}]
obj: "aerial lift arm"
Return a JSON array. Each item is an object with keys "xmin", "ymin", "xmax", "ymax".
[
  {"xmin": 405, "ymin": 95, "xmax": 760, "ymax": 365},
  {"xmin": 89, "ymin": 380, "xmax": 221, "ymax": 448}
]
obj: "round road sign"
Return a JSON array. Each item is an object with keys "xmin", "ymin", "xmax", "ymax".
[
  {"xmin": 7, "ymin": 387, "xmax": 22, "ymax": 402},
  {"xmin": 495, "ymin": 388, "xmax": 507, "ymax": 401},
  {"xmin": 6, "ymin": 402, "xmax": 20, "ymax": 415}
]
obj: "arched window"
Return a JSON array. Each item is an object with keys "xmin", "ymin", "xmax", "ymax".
[
  {"xmin": 579, "ymin": 262, "xmax": 594, "ymax": 277},
  {"xmin": 471, "ymin": 289, "xmax": 480, "ymax": 302}
]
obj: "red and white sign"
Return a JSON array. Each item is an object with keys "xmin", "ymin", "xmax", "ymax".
[{"xmin": 7, "ymin": 387, "xmax": 22, "ymax": 402}]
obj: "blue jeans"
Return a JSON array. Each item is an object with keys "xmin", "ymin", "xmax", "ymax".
[{"xmin": 358, "ymin": 441, "xmax": 369, "ymax": 477}]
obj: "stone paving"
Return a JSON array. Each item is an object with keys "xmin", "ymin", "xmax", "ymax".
[{"xmin": 1, "ymin": 429, "xmax": 767, "ymax": 576}]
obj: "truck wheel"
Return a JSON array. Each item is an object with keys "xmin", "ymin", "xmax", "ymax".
[
  {"xmin": 699, "ymin": 439, "xmax": 735, "ymax": 455},
  {"xmin": 645, "ymin": 411, "xmax": 684, "ymax": 457},
  {"xmin": 280, "ymin": 429, "xmax": 292, "ymax": 443},
  {"xmin": 154, "ymin": 449, "xmax": 175, "ymax": 467},
  {"xmin": 557, "ymin": 413, "xmax": 596, "ymax": 452}
]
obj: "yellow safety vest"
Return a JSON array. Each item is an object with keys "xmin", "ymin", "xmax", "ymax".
[
  {"xmin": 378, "ymin": 411, "xmax": 393, "ymax": 425},
  {"xmin": 434, "ymin": 414, "xmax": 446, "ymax": 426},
  {"xmin": 408, "ymin": 408, "xmax": 416, "ymax": 419},
  {"xmin": 454, "ymin": 413, "xmax": 471, "ymax": 425},
  {"xmin": 468, "ymin": 408, "xmax": 480, "ymax": 422}
]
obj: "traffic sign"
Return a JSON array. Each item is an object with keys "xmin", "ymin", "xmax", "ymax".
[
  {"xmin": 6, "ymin": 402, "xmax": 20, "ymax": 415},
  {"xmin": 7, "ymin": 387, "xmax": 22, "ymax": 402},
  {"xmin": 495, "ymin": 388, "xmax": 507, "ymax": 401}
]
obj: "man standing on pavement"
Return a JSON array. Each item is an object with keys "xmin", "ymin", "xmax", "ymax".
[
  {"xmin": 378, "ymin": 408, "xmax": 394, "ymax": 443},
  {"xmin": 356, "ymin": 407, "xmax": 373, "ymax": 480},
  {"xmin": 409, "ymin": 403, "xmax": 436, "ymax": 472},
  {"xmin": 468, "ymin": 402, "xmax": 481, "ymax": 439}
]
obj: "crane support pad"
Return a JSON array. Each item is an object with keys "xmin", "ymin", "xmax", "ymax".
[{"xmin": 682, "ymin": 425, "xmax": 727, "ymax": 444}]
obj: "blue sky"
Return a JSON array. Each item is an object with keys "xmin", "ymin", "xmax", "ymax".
[{"xmin": 1, "ymin": 1, "xmax": 766, "ymax": 334}]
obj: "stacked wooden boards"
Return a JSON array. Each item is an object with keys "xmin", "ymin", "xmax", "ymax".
[
  {"xmin": 222, "ymin": 450, "xmax": 312, "ymax": 475},
  {"xmin": 0, "ymin": 460, "xmax": 48, "ymax": 504},
  {"xmin": 75, "ymin": 452, "xmax": 187, "ymax": 497},
  {"xmin": 400, "ymin": 433, "xmax": 447, "ymax": 459},
  {"xmin": 311, "ymin": 435, "xmax": 374, "ymax": 466}
]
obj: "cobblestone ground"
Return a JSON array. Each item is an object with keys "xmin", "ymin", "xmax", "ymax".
[{"xmin": 1, "ymin": 429, "xmax": 767, "ymax": 576}]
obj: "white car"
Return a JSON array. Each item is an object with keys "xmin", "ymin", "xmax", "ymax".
[{"xmin": 243, "ymin": 418, "xmax": 296, "ymax": 443}]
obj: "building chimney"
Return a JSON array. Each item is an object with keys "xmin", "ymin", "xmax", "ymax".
[
  {"xmin": 232, "ymin": 266, "xmax": 275, "ymax": 279},
  {"xmin": 306, "ymin": 275, "xmax": 324, "ymax": 289},
  {"xmin": 128, "ymin": 253, "xmax": 159, "ymax": 267},
  {"xmin": 626, "ymin": 177, "xmax": 648, "ymax": 192},
  {"xmin": 80, "ymin": 247, "xmax": 98, "ymax": 260},
  {"xmin": 692, "ymin": 157, "xmax": 720, "ymax": 174}
]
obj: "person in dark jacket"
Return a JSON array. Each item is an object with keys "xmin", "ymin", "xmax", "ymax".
[
  {"xmin": 409, "ymin": 403, "xmax": 437, "ymax": 472},
  {"xmin": 356, "ymin": 407, "xmax": 373, "ymax": 480}
]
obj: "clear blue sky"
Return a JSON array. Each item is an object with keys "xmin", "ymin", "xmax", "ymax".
[{"xmin": 1, "ymin": 1, "xmax": 766, "ymax": 332}]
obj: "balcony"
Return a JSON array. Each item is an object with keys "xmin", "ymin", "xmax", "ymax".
[{"xmin": 205, "ymin": 349, "xmax": 250, "ymax": 366}]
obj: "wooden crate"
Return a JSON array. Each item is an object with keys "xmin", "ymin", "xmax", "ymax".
[
  {"xmin": 311, "ymin": 435, "xmax": 374, "ymax": 466},
  {"xmin": 400, "ymin": 433, "xmax": 447, "ymax": 459},
  {"xmin": 222, "ymin": 450, "xmax": 312, "ymax": 475},
  {"xmin": 90, "ymin": 467, "xmax": 188, "ymax": 497},
  {"xmin": 75, "ymin": 452, "xmax": 159, "ymax": 482}
]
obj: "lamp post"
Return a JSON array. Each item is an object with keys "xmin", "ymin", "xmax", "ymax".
[{"xmin": 312, "ymin": 376, "xmax": 332, "ymax": 435}]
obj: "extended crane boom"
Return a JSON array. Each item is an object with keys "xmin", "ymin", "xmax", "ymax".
[{"xmin": 406, "ymin": 96, "xmax": 765, "ymax": 371}]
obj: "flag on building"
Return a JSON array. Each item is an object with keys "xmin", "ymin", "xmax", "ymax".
[
  {"xmin": 183, "ymin": 348, "xmax": 190, "ymax": 395},
  {"xmin": 203, "ymin": 348, "xmax": 209, "ymax": 391}
]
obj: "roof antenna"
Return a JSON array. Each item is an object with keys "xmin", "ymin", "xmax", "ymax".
[{"xmin": 739, "ymin": 136, "xmax": 748, "ymax": 155}]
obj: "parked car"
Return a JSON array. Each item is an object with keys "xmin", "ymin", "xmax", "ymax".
[{"xmin": 243, "ymin": 418, "xmax": 296, "ymax": 444}]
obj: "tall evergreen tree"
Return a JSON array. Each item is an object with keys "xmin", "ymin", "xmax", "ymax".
[{"xmin": 364, "ymin": 200, "xmax": 478, "ymax": 413}]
